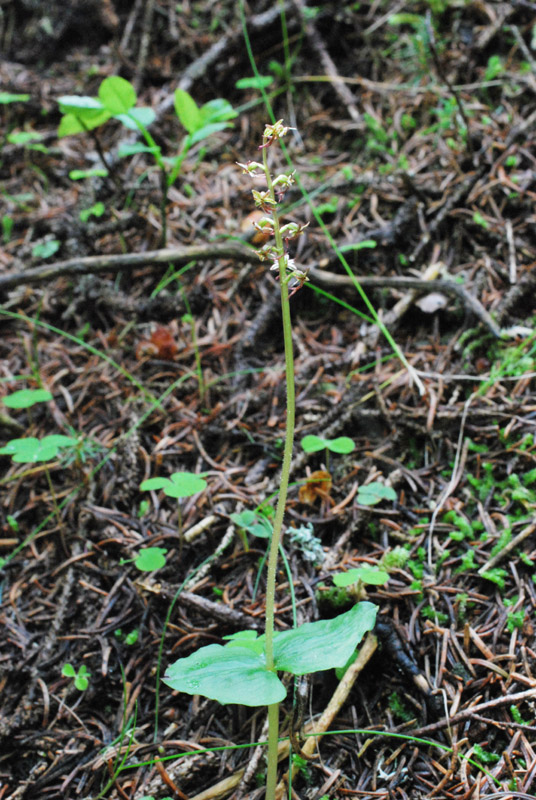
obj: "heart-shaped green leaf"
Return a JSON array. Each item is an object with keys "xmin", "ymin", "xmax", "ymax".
[
  {"xmin": 0, "ymin": 434, "xmax": 76, "ymax": 462},
  {"xmin": 140, "ymin": 471, "xmax": 207, "ymax": 499},
  {"xmin": 164, "ymin": 644, "xmax": 286, "ymax": 706},
  {"xmin": 301, "ymin": 435, "xmax": 355, "ymax": 454}
]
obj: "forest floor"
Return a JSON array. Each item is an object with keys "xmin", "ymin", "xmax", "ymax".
[{"xmin": 1, "ymin": 1, "xmax": 536, "ymax": 799}]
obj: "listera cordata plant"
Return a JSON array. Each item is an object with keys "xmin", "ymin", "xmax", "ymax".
[{"xmin": 163, "ymin": 122, "xmax": 377, "ymax": 800}]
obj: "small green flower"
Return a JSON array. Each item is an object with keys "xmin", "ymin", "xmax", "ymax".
[
  {"xmin": 236, "ymin": 160, "xmax": 264, "ymax": 175},
  {"xmin": 272, "ymin": 171, "xmax": 296, "ymax": 190},
  {"xmin": 279, "ymin": 221, "xmax": 309, "ymax": 239},
  {"xmin": 262, "ymin": 119, "xmax": 294, "ymax": 141},
  {"xmin": 252, "ymin": 190, "xmax": 276, "ymax": 208},
  {"xmin": 252, "ymin": 216, "xmax": 275, "ymax": 233}
]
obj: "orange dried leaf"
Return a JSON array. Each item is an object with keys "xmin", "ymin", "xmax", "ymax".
[
  {"xmin": 136, "ymin": 326, "xmax": 179, "ymax": 361},
  {"xmin": 299, "ymin": 470, "xmax": 332, "ymax": 505}
]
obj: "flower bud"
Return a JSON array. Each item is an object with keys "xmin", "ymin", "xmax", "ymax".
[
  {"xmin": 236, "ymin": 160, "xmax": 265, "ymax": 176},
  {"xmin": 279, "ymin": 221, "xmax": 309, "ymax": 240},
  {"xmin": 272, "ymin": 171, "xmax": 296, "ymax": 190}
]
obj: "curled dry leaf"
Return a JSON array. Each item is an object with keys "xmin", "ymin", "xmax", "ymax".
[
  {"xmin": 299, "ymin": 470, "xmax": 333, "ymax": 505},
  {"xmin": 136, "ymin": 326, "xmax": 179, "ymax": 360}
]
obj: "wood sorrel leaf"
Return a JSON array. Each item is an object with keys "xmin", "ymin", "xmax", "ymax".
[
  {"xmin": 357, "ymin": 482, "xmax": 397, "ymax": 506},
  {"xmin": 0, "ymin": 434, "xmax": 76, "ymax": 462},
  {"xmin": 164, "ymin": 644, "xmax": 286, "ymax": 706},
  {"xmin": 301, "ymin": 435, "xmax": 355, "ymax": 454},
  {"xmin": 3, "ymin": 389, "xmax": 52, "ymax": 408},
  {"xmin": 333, "ymin": 567, "xmax": 389, "ymax": 587},
  {"xmin": 140, "ymin": 471, "xmax": 207, "ymax": 499}
]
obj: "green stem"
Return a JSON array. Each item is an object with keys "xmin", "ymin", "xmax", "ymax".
[
  {"xmin": 261, "ymin": 139, "xmax": 296, "ymax": 800},
  {"xmin": 177, "ymin": 500, "xmax": 183, "ymax": 557},
  {"xmin": 44, "ymin": 466, "xmax": 63, "ymax": 531}
]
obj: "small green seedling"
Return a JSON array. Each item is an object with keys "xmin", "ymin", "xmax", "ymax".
[
  {"xmin": 137, "ymin": 499, "xmax": 150, "ymax": 518},
  {"xmin": 140, "ymin": 471, "xmax": 207, "ymax": 552},
  {"xmin": 114, "ymin": 628, "xmax": 139, "ymax": 646},
  {"xmin": 0, "ymin": 92, "xmax": 30, "ymax": 104},
  {"xmin": 333, "ymin": 566, "xmax": 389, "ymax": 603},
  {"xmin": 7, "ymin": 130, "xmax": 49, "ymax": 154},
  {"xmin": 134, "ymin": 546, "xmax": 167, "ymax": 572},
  {"xmin": 230, "ymin": 509, "xmax": 272, "ymax": 551},
  {"xmin": 79, "ymin": 202, "xmax": 105, "ymax": 222},
  {"xmin": 333, "ymin": 566, "xmax": 390, "ymax": 588},
  {"xmin": 164, "ymin": 602, "xmax": 377, "ymax": 706},
  {"xmin": 236, "ymin": 75, "xmax": 274, "ymax": 90},
  {"xmin": 2, "ymin": 389, "xmax": 52, "ymax": 409},
  {"xmin": 357, "ymin": 481, "xmax": 397, "ymax": 506},
  {"xmin": 0, "ymin": 434, "xmax": 76, "ymax": 463},
  {"xmin": 57, "ymin": 75, "xmax": 236, "ymax": 244},
  {"xmin": 0, "ymin": 434, "xmax": 78, "ymax": 530},
  {"xmin": 31, "ymin": 240, "xmax": 60, "ymax": 259},
  {"xmin": 301, "ymin": 435, "xmax": 356, "ymax": 454},
  {"xmin": 140, "ymin": 471, "xmax": 207, "ymax": 499},
  {"xmin": 301, "ymin": 434, "xmax": 355, "ymax": 472},
  {"xmin": 339, "ymin": 239, "xmax": 377, "ymax": 254},
  {"xmin": 6, "ymin": 515, "xmax": 19, "ymax": 533},
  {"xmin": 62, "ymin": 663, "xmax": 91, "ymax": 691}
]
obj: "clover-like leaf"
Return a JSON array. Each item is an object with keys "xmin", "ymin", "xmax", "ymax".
[
  {"xmin": 230, "ymin": 510, "xmax": 272, "ymax": 538},
  {"xmin": 301, "ymin": 435, "xmax": 355, "ymax": 454},
  {"xmin": 3, "ymin": 389, "xmax": 52, "ymax": 409},
  {"xmin": 333, "ymin": 567, "xmax": 389, "ymax": 587},
  {"xmin": 135, "ymin": 547, "xmax": 167, "ymax": 572},
  {"xmin": 0, "ymin": 434, "xmax": 76, "ymax": 463},
  {"xmin": 357, "ymin": 482, "xmax": 397, "ymax": 506},
  {"xmin": 140, "ymin": 471, "xmax": 207, "ymax": 499}
]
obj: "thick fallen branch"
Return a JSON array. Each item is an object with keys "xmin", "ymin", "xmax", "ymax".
[
  {"xmin": 0, "ymin": 242, "xmax": 257, "ymax": 293},
  {"xmin": 1, "ymin": 242, "xmax": 501, "ymax": 337},
  {"xmin": 308, "ymin": 265, "xmax": 502, "ymax": 337}
]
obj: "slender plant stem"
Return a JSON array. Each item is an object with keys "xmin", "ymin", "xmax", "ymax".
[
  {"xmin": 261, "ymin": 137, "xmax": 296, "ymax": 800},
  {"xmin": 177, "ymin": 501, "xmax": 183, "ymax": 557},
  {"xmin": 44, "ymin": 466, "xmax": 63, "ymax": 532}
]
